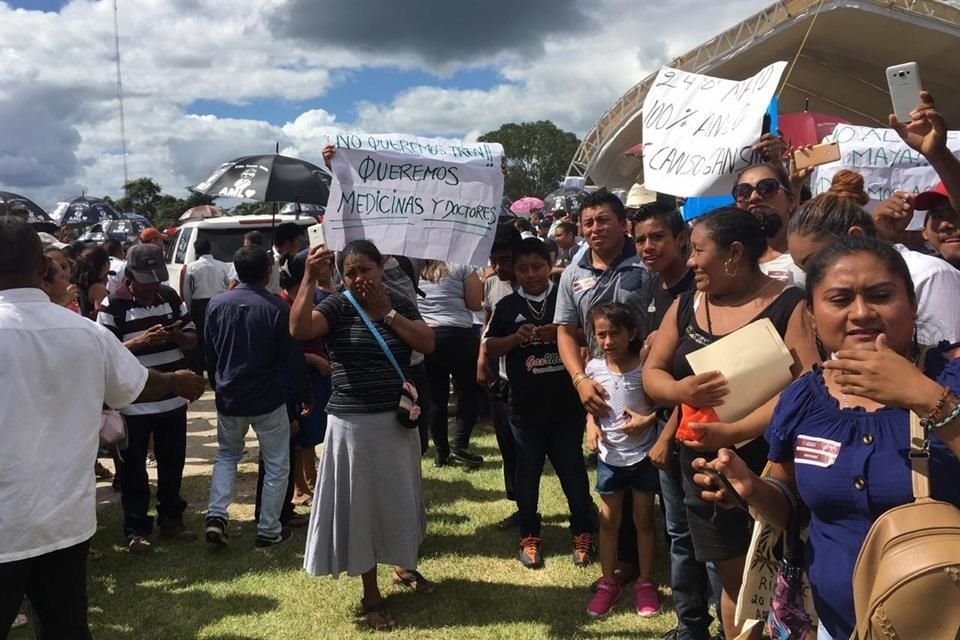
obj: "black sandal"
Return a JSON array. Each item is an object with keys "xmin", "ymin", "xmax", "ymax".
[
  {"xmin": 393, "ymin": 568, "xmax": 436, "ymax": 594},
  {"xmin": 359, "ymin": 599, "xmax": 395, "ymax": 631}
]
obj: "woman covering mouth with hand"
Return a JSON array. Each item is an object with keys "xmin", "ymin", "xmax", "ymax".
[{"xmin": 691, "ymin": 234, "xmax": 960, "ymax": 640}]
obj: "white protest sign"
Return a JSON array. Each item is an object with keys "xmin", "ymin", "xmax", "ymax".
[
  {"xmin": 323, "ymin": 133, "xmax": 504, "ymax": 266},
  {"xmin": 811, "ymin": 124, "xmax": 960, "ymax": 214},
  {"xmin": 641, "ymin": 61, "xmax": 787, "ymax": 197}
]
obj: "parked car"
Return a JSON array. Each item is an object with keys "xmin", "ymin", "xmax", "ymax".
[{"xmin": 165, "ymin": 214, "xmax": 317, "ymax": 296}]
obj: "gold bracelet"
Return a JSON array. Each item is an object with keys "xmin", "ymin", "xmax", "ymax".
[{"xmin": 573, "ymin": 373, "xmax": 588, "ymax": 388}]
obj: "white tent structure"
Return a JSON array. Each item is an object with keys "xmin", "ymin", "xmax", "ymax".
[{"xmin": 569, "ymin": 0, "xmax": 960, "ymax": 189}]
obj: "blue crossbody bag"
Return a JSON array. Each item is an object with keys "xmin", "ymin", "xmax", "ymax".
[{"xmin": 343, "ymin": 290, "xmax": 421, "ymax": 429}]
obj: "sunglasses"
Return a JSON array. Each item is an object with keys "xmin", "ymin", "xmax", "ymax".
[{"xmin": 732, "ymin": 177, "xmax": 783, "ymax": 201}]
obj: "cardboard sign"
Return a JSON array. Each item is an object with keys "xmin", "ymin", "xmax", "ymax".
[
  {"xmin": 642, "ymin": 62, "xmax": 787, "ymax": 197},
  {"xmin": 812, "ymin": 124, "xmax": 960, "ymax": 205},
  {"xmin": 323, "ymin": 133, "xmax": 504, "ymax": 266}
]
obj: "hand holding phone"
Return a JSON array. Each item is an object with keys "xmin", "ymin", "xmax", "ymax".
[
  {"xmin": 308, "ymin": 223, "xmax": 326, "ymax": 249},
  {"xmin": 792, "ymin": 142, "xmax": 841, "ymax": 171},
  {"xmin": 886, "ymin": 62, "xmax": 923, "ymax": 123},
  {"xmin": 702, "ymin": 467, "xmax": 750, "ymax": 510}
]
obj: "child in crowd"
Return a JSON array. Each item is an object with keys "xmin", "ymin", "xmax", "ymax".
[
  {"xmin": 584, "ymin": 303, "xmax": 660, "ymax": 618},
  {"xmin": 485, "ymin": 238, "xmax": 596, "ymax": 569}
]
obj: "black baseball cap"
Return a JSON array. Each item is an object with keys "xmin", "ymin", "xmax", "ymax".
[{"xmin": 125, "ymin": 243, "xmax": 169, "ymax": 283}]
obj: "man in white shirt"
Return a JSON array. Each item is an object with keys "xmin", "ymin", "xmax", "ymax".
[
  {"xmin": 892, "ymin": 242, "xmax": 960, "ymax": 345},
  {"xmin": 104, "ymin": 239, "xmax": 127, "ymax": 296},
  {"xmin": 0, "ymin": 217, "xmax": 205, "ymax": 637},
  {"xmin": 228, "ymin": 225, "xmax": 303, "ymax": 295},
  {"xmin": 184, "ymin": 238, "xmax": 230, "ymax": 375}
]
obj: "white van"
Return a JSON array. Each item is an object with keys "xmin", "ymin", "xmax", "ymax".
[{"xmin": 165, "ymin": 214, "xmax": 317, "ymax": 296}]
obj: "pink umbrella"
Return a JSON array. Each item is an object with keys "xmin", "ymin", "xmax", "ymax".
[
  {"xmin": 509, "ymin": 196, "xmax": 545, "ymax": 216},
  {"xmin": 778, "ymin": 112, "xmax": 850, "ymax": 148}
]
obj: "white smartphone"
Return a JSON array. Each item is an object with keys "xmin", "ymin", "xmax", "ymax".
[
  {"xmin": 308, "ymin": 223, "xmax": 326, "ymax": 248},
  {"xmin": 886, "ymin": 62, "xmax": 923, "ymax": 123}
]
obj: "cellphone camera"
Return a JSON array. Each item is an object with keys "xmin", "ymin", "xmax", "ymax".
[{"xmin": 896, "ymin": 70, "xmax": 910, "ymax": 77}]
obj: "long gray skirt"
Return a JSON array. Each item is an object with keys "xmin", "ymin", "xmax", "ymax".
[{"xmin": 303, "ymin": 411, "xmax": 426, "ymax": 577}]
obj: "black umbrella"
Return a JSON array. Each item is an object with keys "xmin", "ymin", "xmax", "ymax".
[
  {"xmin": 56, "ymin": 196, "xmax": 122, "ymax": 226},
  {"xmin": 543, "ymin": 187, "xmax": 590, "ymax": 216},
  {"xmin": 193, "ymin": 154, "xmax": 331, "ymax": 205},
  {"xmin": 0, "ymin": 191, "xmax": 52, "ymax": 225}
]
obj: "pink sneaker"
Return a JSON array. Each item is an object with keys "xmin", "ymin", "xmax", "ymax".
[
  {"xmin": 586, "ymin": 577, "xmax": 622, "ymax": 617},
  {"xmin": 634, "ymin": 579, "xmax": 661, "ymax": 616}
]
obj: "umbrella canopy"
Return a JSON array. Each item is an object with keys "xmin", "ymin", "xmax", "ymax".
[
  {"xmin": 0, "ymin": 191, "xmax": 52, "ymax": 224},
  {"xmin": 121, "ymin": 211, "xmax": 153, "ymax": 225},
  {"xmin": 81, "ymin": 219, "xmax": 147, "ymax": 243},
  {"xmin": 193, "ymin": 154, "xmax": 331, "ymax": 205},
  {"xmin": 54, "ymin": 196, "xmax": 121, "ymax": 226},
  {"xmin": 509, "ymin": 196, "xmax": 545, "ymax": 217},
  {"xmin": 179, "ymin": 204, "xmax": 227, "ymax": 222},
  {"xmin": 543, "ymin": 187, "xmax": 589, "ymax": 216}
]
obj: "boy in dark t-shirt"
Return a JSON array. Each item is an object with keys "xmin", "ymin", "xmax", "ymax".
[{"xmin": 486, "ymin": 238, "xmax": 596, "ymax": 569}]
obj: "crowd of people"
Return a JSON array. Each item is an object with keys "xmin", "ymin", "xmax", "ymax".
[{"xmin": 2, "ymin": 91, "xmax": 959, "ymax": 640}]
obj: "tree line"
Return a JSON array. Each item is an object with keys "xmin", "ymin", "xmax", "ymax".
[{"xmin": 105, "ymin": 121, "xmax": 581, "ymax": 228}]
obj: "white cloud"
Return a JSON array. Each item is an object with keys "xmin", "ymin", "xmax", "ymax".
[{"xmin": 0, "ymin": 0, "xmax": 770, "ymax": 210}]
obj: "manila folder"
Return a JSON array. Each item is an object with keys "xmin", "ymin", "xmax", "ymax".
[{"xmin": 684, "ymin": 317, "xmax": 794, "ymax": 424}]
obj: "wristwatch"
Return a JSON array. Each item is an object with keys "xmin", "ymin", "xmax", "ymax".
[{"xmin": 383, "ymin": 309, "xmax": 398, "ymax": 326}]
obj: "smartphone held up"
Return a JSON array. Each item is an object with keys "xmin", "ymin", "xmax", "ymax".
[{"xmin": 886, "ymin": 62, "xmax": 923, "ymax": 123}]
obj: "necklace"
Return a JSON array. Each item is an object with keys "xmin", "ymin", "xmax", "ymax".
[
  {"xmin": 704, "ymin": 278, "xmax": 778, "ymax": 334},
  {"xmin": 525, "ymin": 297, "xmax": 547, "ymax": 322}
]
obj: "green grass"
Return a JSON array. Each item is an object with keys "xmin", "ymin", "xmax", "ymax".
[{"xmin": 14, "ymin": 429, "xmax": 682, "ymax": 639}]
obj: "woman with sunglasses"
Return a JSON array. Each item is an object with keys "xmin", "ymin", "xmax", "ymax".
[
  {"xmin": 643, "ymin": 207, "xmax": 819, "ymax": 640},
  {"xmin": 787, "ymin": 180, "xmax": 960, "ymax": 347},
  {"xmin": 732, "ymin": 163, "xmax": 806, "ymax": 288}
]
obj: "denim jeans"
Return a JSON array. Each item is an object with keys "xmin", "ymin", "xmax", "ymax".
[
  {"xmin": 660, "ymin": 441, "xmax": 719, "ymax": 640},
  {"xmin": 0, "ymin": 539, "xmax": 92, "ymax": 639},
  {"xmin": 510, "ymin": 415, "xmax": 595, "ymax": 537},
  {"xmin": 208, "ymin": 404, "xmax": 290, "ymax": 537}
]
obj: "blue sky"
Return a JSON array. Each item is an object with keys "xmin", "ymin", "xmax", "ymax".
[
  {"xmin": 187, "ymin": 67, "xmax": 509, "ymax": 126},
  {"xmin": 0, "ymin": 0, "xmax": 772, "ymax": 206}
]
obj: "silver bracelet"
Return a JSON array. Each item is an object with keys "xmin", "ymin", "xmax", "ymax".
[{"xmin": 930, "ymin": 399, "xmax": 960, "ymax": 431}]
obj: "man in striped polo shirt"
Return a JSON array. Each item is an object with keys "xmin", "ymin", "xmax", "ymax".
[{"xmin": 98, "ymin": 243, "xmax": 199, "ymax": 553}]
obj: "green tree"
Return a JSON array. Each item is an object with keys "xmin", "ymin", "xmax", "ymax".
[
  {"xmin": 478, "ymin": 120, "xmax": 581, "ymax": 200},
  {"xmin": 231, "ymin": 201, "xmax": 276, "ymax": 217},
  {"xmin": 121, "ymin": 177, "xmax": 163, "ymax": 217}
]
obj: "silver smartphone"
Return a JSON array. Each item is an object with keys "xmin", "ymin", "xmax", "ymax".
[
  {"xmin": 886, "ymin": 62, "xmax": 922, "ymax": 123},
  {"xmin": 308, "ymin": 223, "xmax": 326, "ymax": 248}
]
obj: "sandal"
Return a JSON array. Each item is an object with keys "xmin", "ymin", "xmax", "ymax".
[
  {"xmin": 359, "ymin": 599, "xmax": 395, "ymax": 631},
  {"xmin": 393, "ymin": 568, "xmax": 436, "ymax": 594},
  {"xmin": 95, "ymin": 461, "xmax": 113, "ymax": 480}
]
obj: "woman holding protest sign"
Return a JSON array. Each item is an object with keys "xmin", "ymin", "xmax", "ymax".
[
  {"xmin": 642, "ymin": 207, "xmax": 818, "ymax": 639},
  {"xmin": 690, "ymin": 234, "xmax": 960, "ymax": 640},
  {"xmin": 292, "ymin": 239, "xmax": 436, "ymax": 631}
]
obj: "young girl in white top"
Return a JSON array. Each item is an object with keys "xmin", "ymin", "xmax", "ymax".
[{"xmin": 584, "ymin": 302, "xmax": 661, "ymax": 618}]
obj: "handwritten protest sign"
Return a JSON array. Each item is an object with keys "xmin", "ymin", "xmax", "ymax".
[
  {"xmin": 642, "ymin": 61, "xmax": 787, "ymax": 197},
  {"xmin": 811, "ymin": 124, "xmax": 960, "ymax": 204},
  {"xmin": 323, "ymin": 133, "xmax": 504, "ymax": 266}
]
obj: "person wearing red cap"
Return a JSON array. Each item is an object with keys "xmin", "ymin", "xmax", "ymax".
[
  {"xmin": 917, "ymin": 182, "xmax": 960, "ymax": 269},
  {"xmin": 139, "ymin": 227, "xmax": 166, "ymax": 247}
]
